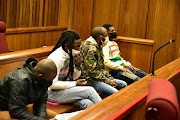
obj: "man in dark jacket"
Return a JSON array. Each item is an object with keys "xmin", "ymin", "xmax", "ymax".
[{"xmin": 0, "ymin": 58, "xmax": 57, "ymax": 120}]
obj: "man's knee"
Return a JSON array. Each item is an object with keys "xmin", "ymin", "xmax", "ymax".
[
  {"xmin": 135, "ymin": 76, "xmax": 141, "ymax": 81},
  {"xmin": 121, "ymin": 81, "xmax": 128, "ymax": 87},
  {"xmin": 81, "ymin": 99, "xmax": 94, "ymax": 109}
]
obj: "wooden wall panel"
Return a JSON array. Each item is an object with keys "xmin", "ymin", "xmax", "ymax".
[
  {"xmin": 176, "ymin": 0, "xmax": 180, "ymax": 59},
  {"xmin": 115, "ymin": 36, "xmax": 155, "ymax": 73},
  {"xmin": 5, "ymin": 26, "xmax": 67, "ymax": 51},
  {"xmin": 146, "ymin": 0, "xmax": 178, "ymax": 70},
  {"xmin": 71, "ymin": 0, "xmax": 94, "ymax": 41},
  {"xmin": 91, "ymin": 0, "xmax": 121, "ymax": 33},
  {"xmin": 117, "ymin": 0, "xmax": 149, "ymax": 38},
  {"xmin": 58, "ymin": 0, "xmax": 72, "ymax": 27},
  {"xmin": 1, "ymin": 0, "xmax": 179, "ymax": 71},
  {"xmin": 0, "ymin": 0, "xmax": 72, "ymax": 28}
]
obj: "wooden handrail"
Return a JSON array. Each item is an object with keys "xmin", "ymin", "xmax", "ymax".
[
  {"xmin": 115, "ymin": 36, "xmax": 156, "ymax": 45},
  {"xmin": 70, "ymin": 58, "xmax": 180, "ymax": 120},
  {"xmin": 5, "ymin": 26, "xmax": 67, "ymax": 34}
]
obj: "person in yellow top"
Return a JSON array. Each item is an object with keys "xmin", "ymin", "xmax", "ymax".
[{"xmin": 102, "ymin": 23, "xmax": 148, "ymax": 85}]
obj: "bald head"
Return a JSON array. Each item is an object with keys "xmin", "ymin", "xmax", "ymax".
[
  {"xmin": 37, "ymin": 59, "xmax": 57, "ymax": 74},
  {"xmin": 91, "ymin": 27, "xmax": 104, "ymax": 40},
  {"xmin": 35, "ymin": 59, "xmax": 57, "ymax": 85}
]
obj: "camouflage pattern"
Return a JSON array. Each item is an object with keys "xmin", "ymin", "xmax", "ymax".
[{"xmin": 80, "ymin": 38, "xmax": 113, "ymax": 85}]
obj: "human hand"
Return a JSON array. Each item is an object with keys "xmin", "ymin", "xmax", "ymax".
[
  {"xmin": 76, "ymin": 79, "xmax": 87, "ymax": 86},
  {"xmin": 122, "ymin": 67, "xmax": 132, "ymax": 73},
  {"xmin": 129, "ymin": 65, "xmax": 140, "ymax": 71},
  {"xmin": 111, "ymin": 80, "xmax": 117, "ymax": 87},
  {"xmin": 74, "ymin": 54, "xmax": 83, "ymax": 67}
]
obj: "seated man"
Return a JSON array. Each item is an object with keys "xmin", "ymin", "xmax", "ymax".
[
  {"xmin": 47, "ymin": 30, "xmax": 102, "ymax": 110},
  {"xmin": 102, "ymin": 23, "xmax": 148, "ymax": 85},
  {"xmin": 0, "ymin": 58, "xmax": 57, "ymax": 120},
  {"xmin": 80, "ymin": 27, "xmax": 127, "ymax": 96}
]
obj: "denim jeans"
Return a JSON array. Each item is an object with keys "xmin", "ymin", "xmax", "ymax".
[
  {"xmin": 110, "ymin": 67, "xmax": 148, "ymax": 85},
  {"xmin": 91, "ymin": 79, "xmax": 127, "ymax": 96},
  {"xmin": 47, "ymin": 86, "xmax": 102, "ymax": 109}
]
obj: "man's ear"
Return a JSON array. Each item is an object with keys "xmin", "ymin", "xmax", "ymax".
[{"xmin": 37, "ymin": 74, "xmax": 43, "ymax": 80}]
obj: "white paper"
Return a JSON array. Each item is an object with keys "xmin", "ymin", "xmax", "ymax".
[{"xmin": 54, "ymin": 110, "xmax": 84, "ymax": 120}]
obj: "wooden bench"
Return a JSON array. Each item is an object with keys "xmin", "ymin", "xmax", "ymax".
[
  {"xmin": 70, "ymin": 58, "xmax": 180, "ymax": 120},
  {"xmin": 0, "ymin": 36, "xmax": 156, "ymax": 118},
  {"xmin": 0, "ymin": 46, "xmax": 79, "ymax": 114}
]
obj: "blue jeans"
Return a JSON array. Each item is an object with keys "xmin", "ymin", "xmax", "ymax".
[
  {"xmin": 110, "ymin": 67, "xmax": 148, "ymax": 85},
  {"xmin": 47, "ymin": 86, "xmax": 102, "ymax": 109},
  {"xmin": 91, "ymin": 79, "xmax": 127, "ymax": 96}
]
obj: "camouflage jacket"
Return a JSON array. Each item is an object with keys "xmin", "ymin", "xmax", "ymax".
[{"xmin": 80, "ymin": 36, "xmax": 113, "ymax": 85}]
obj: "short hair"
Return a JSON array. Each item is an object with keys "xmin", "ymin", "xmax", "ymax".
[
  {"xmin": 91, "ymin": 27, "xmax": 103, "ymax": 40},
  {"xmin": 103, "ymin": 23, "xmax": 113, "ymax": 31}
]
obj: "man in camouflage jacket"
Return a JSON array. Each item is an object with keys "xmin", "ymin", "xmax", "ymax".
[{"xmin": 80, "ymin": 27, "xmax": 127, "ymax": 96}]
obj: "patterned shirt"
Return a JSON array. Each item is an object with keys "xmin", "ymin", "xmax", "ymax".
[
  {"xmin": 102, "ymin": 39, "xmax": 131, "ymax": 71},
  {"xmin": 80, "ymin": 36, "xmax": 113, "ymax": 85}
]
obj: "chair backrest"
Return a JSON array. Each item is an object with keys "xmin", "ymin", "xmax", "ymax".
[
  {"xmin": 0, "ymin": 21, "xmax": 9, "ymax": 53},
  {"xmin": 145, "ymin": 78, "xmax": 180, "ymax": 120}
]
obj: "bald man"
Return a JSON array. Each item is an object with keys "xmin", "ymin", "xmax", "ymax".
[
  {"xmin": 80, "ymin": 27, "xmax": 127, "ymax": 96},
  {"xmin": 0, "ymin": 58, "xmax": 57, "ymax": 120}
]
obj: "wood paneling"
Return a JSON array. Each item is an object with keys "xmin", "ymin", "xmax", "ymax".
[
  {"xmin": 1, "ymin": 0, "xmax": 179, "ymax": 70},
  {"xmin": 0, "ymin": 46, "xmax": 54, "ymax": 79},
  {"xmin": 71, "ymin": 0, "xmax": 94, "ymax": 41},
  {"xmin": 91, "ymin": 0, "xmax": 149, "ymax": 38},
  {"xmin": 0, "ymin": 0, "xmax": 72, "ymax": 28},
  {"xmin": 91, "ymin": 0, "xmax": 121, "ymax": 33},
  {"xmin": 175, "ymin": 0, "xmax": 180, "ymax": 59},
  {"xmin": 146, "ymin": 0, "xmax": 178, "ymax": 70},
  {"xmin": 5, "ymin": 26, "xmax": 67, "ymax": 51},
  {"xmin": 70, "ymin": 58, "xmax": 180, "ymax": 120},
  {"xmin": 115, "ymin": 36, "xmax": 155, "ymax": 73},
  {"xmin": 117, "ymin": 0, "xmax": 149, "ymax": 38}
]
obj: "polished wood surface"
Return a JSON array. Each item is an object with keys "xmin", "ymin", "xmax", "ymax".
[
  {"xmin": 91, "ymin": 0, "xmax": 121, "ymax": 35},
  {"xmin": 116, "ymin": 36, "xmax": 155, "ymax": 45},
  {"xmin": 71, "ymin": 0, "xmax": 179, "ymax": 71},
  {"xmin": 71, "ymin": 0, "xmax": 94, "ymax": 41},
  {"xmin": 115, "ymin": 36, "xmax": 155, "ymax": 73},
  {"xmin": 5, "ymin": 26, "xmax": 67, "ymax": 51},
  {"xmin": 70, "ymin": 58, "xmax": 180, "ymax": 120},
  {"xmin": 46, "ymin": 104, "xmax": 79, "ymax": 114},
  {"xmin": 117, "ymin": 0, "xmax": 149, "ymax": 38},
  {"xmin": 6, "ymin": 26, "xmax": 67, "ymax": 34},
  {"xmin": 146, "ymin": 0, "xmax": 179, "ymax": 70},
  {"xmin": 0, "ymin": 46, "xmax": 53, "ymax": 79},
  {"xmin": 0, "ymin": 0, "xmax": 72, "ymax": 28},
  {"xmin": 1, "ymin": 0, "xmax": 179, "ymax": 71}
]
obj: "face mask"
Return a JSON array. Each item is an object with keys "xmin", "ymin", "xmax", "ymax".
[
  {"xmin": 100, "ymin": 35, "xmax": 105, "ymax": 43},
  {"xmin": 109, "ymin": 32, "xmax": 117, "ymax": 39},
  {"xmin": 72, "ymin": 49, "xmax": 80, "ymax": 56},
  {"xmin": 105, "ymin": 36, "xmax": 109, "ymax": 41},
  {"xmin": 37, "ymin": 78, "xmax": 52, "ymax": 88}
]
